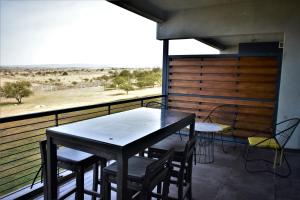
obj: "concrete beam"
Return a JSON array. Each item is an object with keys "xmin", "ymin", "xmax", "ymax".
[
  {"xmin": 157, "ymin": 0, "xmax": 299, "ymax": 39},
  {"xmin": 195, "ymin": 38, "xmax": 227, "ymax": 50},
  {"xmin": 107, "ymin": 0, "xmax": 166, "ymax": 23}
]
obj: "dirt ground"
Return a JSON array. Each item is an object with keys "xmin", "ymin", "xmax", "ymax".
[{"xmin": 0, "ymin": 86, "xmax": 161, "ymax": 117}]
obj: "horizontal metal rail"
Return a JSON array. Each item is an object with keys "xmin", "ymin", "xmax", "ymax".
[
  {"xmin": 0, "ymin": 133, "xmax": 45, "ymax": 146},
  {"xmin": 58, "ymin": 109, "xmax": 108, "ymax": 121},
  {"xmin": 0, "ymin": 146, "xmax": 40, "ymax": 160},
  {"xmin": 0, "ymin": 163, "xmax": 41, "ymax": 181},
  {"xmin": 1, "ymin": 153, "xmax": 41, "ymax": 169},
  {"xmin": 0, "ymin": 141, "xmax": 40, "ymax": 153},
  {"xmin": 0, "ymin": 95, "xmax": 165, "ymax": 198},
  {"xmin": 0, "ymin": 118, "xmax": 55, "ymax": 132},
  {"xmin": 1, "ymin": 95, "xmax": 165, "ymax": 123},
  {"xmin": 0, "ymin": 124, "xmax": 55, "ymax": 139}
]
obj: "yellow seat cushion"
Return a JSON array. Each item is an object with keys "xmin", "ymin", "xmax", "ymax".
[{"xmin": 248, "ymin": 137, "xmax": 280, "ymax": 149}]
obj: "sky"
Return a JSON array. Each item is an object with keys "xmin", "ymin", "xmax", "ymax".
[{"xmin": 0, "ymin": 0, "xmax": 219, "ymax": 67}]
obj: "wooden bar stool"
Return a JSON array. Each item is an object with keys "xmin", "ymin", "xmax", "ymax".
[
  {"xmin": 148, "ymin": 136, "xmax": 197, "ymax": 200},
  {"xmin": 102, "ymin": 149, "xmax": 174, "ymax": 200},
  {"xmin": 37, "ymin": 140, "xmax": 107, "ymax": 200}
]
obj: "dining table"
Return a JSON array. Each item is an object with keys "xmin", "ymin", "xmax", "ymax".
[{"xmin": 46, "ymin": 107, "xmax": 195, "ymax": 200}]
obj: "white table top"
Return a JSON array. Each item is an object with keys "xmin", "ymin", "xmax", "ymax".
[{"xmin": 195, "ymin": 122, "xmax": 230, "ymax": 132}]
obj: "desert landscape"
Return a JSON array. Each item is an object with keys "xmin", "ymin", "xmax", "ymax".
[
  {"xmin": 0, "ymin": 66, "xmax": 162, "ymax": 196},
  {"xmin": 0, "ymin": 66, "xmax": 162, "ymax": 117}
]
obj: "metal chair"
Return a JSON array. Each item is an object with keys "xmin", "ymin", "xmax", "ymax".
[
  {"xmin": 32, "ymin": 140, "xmax": 107, "ymax": 200},
  {"xmin": 244, "ymin": 118, "xmax": 300, "ymax": 177},
  {"xmin": 145, "ymin": 100, "xmax": 197, "ymax": 166},
  {"xmin": 145, "ymin": 101, "xmax": 167, "ymax": 109},
  {"xmin": 200, "ymin": 104, "xmax": 238, "ymax": 153},
  {"xmin": 149, "ymin": 136, "xmax": 197, "ymax": 200},
  {"xmin": 102, "ymin": 149, "xmax": 174, "ymax": 200}
]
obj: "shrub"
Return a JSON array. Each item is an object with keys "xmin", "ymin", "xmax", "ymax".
[
  {"xmin": 62, "ymin": 71, "xmax": 68, "ymax": 76},
  {"xmin": 1, "ymin": 81, "xmax": 33, "ymax": 104}
]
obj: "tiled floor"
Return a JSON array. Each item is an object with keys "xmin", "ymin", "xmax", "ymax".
[{"xmin": 8, "ymin": 142, "xmax": 300, "ymax": 200}]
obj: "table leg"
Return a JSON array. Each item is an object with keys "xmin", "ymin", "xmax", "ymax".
[
  {"xmin": 116, "ymin": 153, "xmax": 128, "ymax": 200},
  {"xmin": 189, "ymin": 118, "xmax": 195, "ymax": 139},
  {"xmin": 46, "ymin": 136, "xmax": 58, "ymax": 200}
]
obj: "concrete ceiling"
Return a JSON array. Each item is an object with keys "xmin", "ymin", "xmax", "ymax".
[
  {"xmin": 202, "ymin": 33, "xmax": 284, "ymax": 48},
  {"xmin": 141, "ymin": 0, "xmax": 250, "ymax": 12},
  {"xmin": 108, "ymin": 0, "xmax": 251, "ymax": 22},
  {"xmin": 108, "ymin": 0, "xmax": 286, "ymax": 50}
]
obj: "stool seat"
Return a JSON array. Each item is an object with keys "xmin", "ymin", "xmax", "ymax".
[
  {"xmin": 103, "ymin": 156, "xmax": 155, "ymax": 183},
  {"xmin": 150, "ymin": 134, "xmax": 187, "ymax": 152},
  {"xmin": 36, "ymin": 140, "xmax": 107, "ymax": 200},
  {"xmin": 103, "ymin": 151, "xmax": 174, "ymax": 200},
  {"xmin": 58, "ymin": 147, "xmax": 100, "ymax": 167},
  {"xmin": 148, "ymin": 137, "xmax": 197, "ymax": 200}
]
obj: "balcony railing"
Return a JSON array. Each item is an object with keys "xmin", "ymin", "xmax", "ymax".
[{"xmin": 0, "ymin": 94, "xmax": 165, "ymax": 199}]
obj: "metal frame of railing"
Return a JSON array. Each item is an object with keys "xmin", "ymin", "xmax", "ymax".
[{"xmin": 0, "ymin": 95, "xmax": 166, "ymax": 199}]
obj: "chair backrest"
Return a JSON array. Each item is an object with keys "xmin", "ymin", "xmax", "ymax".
[
  {"xmin": 182, "ymin": 136, "xmax": 197, "ymax": 167},
  {"xmin": 145, "ymin": 101, "xmax": 167, "ymax": 109},
  {"xmin": 204, "ymin": 104, "xmax": 238, "ymax": 128},
  {"xmin": 275, "ymin": 118, "xmax": 300, "ymax": 148},
  {"xmin": 143, "ymin": 148, "xmax": 174, "ymax": 193},
  {"xmin": 39, "ymin": 140, "xmax": 47, "ymax": 166},
  {"xmin": 177, "ymin": 136, "xmax": 197, "ymax": 185}
]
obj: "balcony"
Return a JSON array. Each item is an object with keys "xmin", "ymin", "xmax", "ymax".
[
  {"xmin": 1, "ymin": 1, "xmax": 300, "ymax": 199},
  {"xmin": 1, "ymin": 94, "xmax": 300, "ymax": 200}
]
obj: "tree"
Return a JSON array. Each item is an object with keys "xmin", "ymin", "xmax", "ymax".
[
  {"xmin": 119, "ymin": 78, "xmax": 134, "ymax": 94},
  {"xmin": 101, "ymin": 75, "xmax": 110, "ymax": 89},
  {"xmin": 119, "ymin": 69, "xmax": 132, "ymax": 78},
  {"xmin": 2, "ymin": 81, "xmax": 33, "ymax": 104},
  {"xmin": 112, "ymin": 76, "xmax": 126, "ymax": 88},
  {"xmin": 152, "ymin": 67, "xmax": 161, "ymax": 73},
  {"xmin": 136, "ymin": 72, "xmax": 156, "ymax": 88}
]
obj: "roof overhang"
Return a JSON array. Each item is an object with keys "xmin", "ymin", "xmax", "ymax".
[{"xmin": 107, "ymin": 0, "xmax": 294, "ymax": 50}]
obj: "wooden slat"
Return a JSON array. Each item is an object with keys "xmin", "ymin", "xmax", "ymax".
[
  {"xmin": 170, "ymin": 60, "xmax": 239, "ymax": 66},
  {"xmin": 233, "ymin": 130, "xmax": 270, "ymax": 138},
  {"xmin": 169, "ymin": 107, "xmax": 272, "ymax": 125},
  {"xmin": 168, "ymin": 95, "xmax": 275, "ymax": 108},
  {"xmin": 235, "ymin": 121, "xmax": 270, "ymax": 132},
  {"xmin": 169, "ymin": 80, "xmax": 276, "ymax": 92},
  {"xmin": 239, "ymin": 57, "xmax": 278, "ymax": 67},
  {"xmin": 169, "ymin": 73, "xmax": 277, "ymax": 82},
  {"xmin": 168, "ymin": 101, "xmax": 274, "ymax": 116},
  {"xmin": 170, "ymin": 58, "xmax": 277, "ymax": 67},
  {"xmin": 168, "ymin": 88, "xmax": 275, "ymax": 99},
  {"xmin": 169, "ymin": 66, "xmax": 277, "ymax": 74}
]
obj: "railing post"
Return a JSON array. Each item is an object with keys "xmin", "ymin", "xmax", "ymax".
[
  {"xmin": 141, "ymin": 100, "xmax": 144, "ymax": 107},
  {"xmin": 162, "ymin": 39, "xmax": 169, "ymax": 107},
  {"xmin": 108, "ymin": 105, "xmax": 111, "ymax": 115},
  {"xmin": 55, "ymin": 113, "xmax": 59, "ymax": 126}
]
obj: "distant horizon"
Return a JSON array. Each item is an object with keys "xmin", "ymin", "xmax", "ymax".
[{"xmin": 0, "ymin": 63, "xmax": 161, "ymax": 68}]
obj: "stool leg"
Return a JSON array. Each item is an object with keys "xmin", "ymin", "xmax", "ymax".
[
  {"xmin": 100, "ymin": 160, "xmax": 107, "ymax": 198},
  {"xmin": 92, "ymin": 163, "xmax": 99, "ymax": 200},
  {"xmin": 157, "ymin": 182, "xmax": 162, "ymax": 199},
  {"xmin": 76, "ymin": 167, "xmax": 84, "ymax": 200},
  {"xmin": 103, "ymin": 173, "xmax": 111, "ymax": 200}
]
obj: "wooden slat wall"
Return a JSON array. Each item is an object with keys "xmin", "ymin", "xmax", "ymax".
[{"xmin": 168, "ymin": 56, "xmax": 279, "ymax": 138}]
